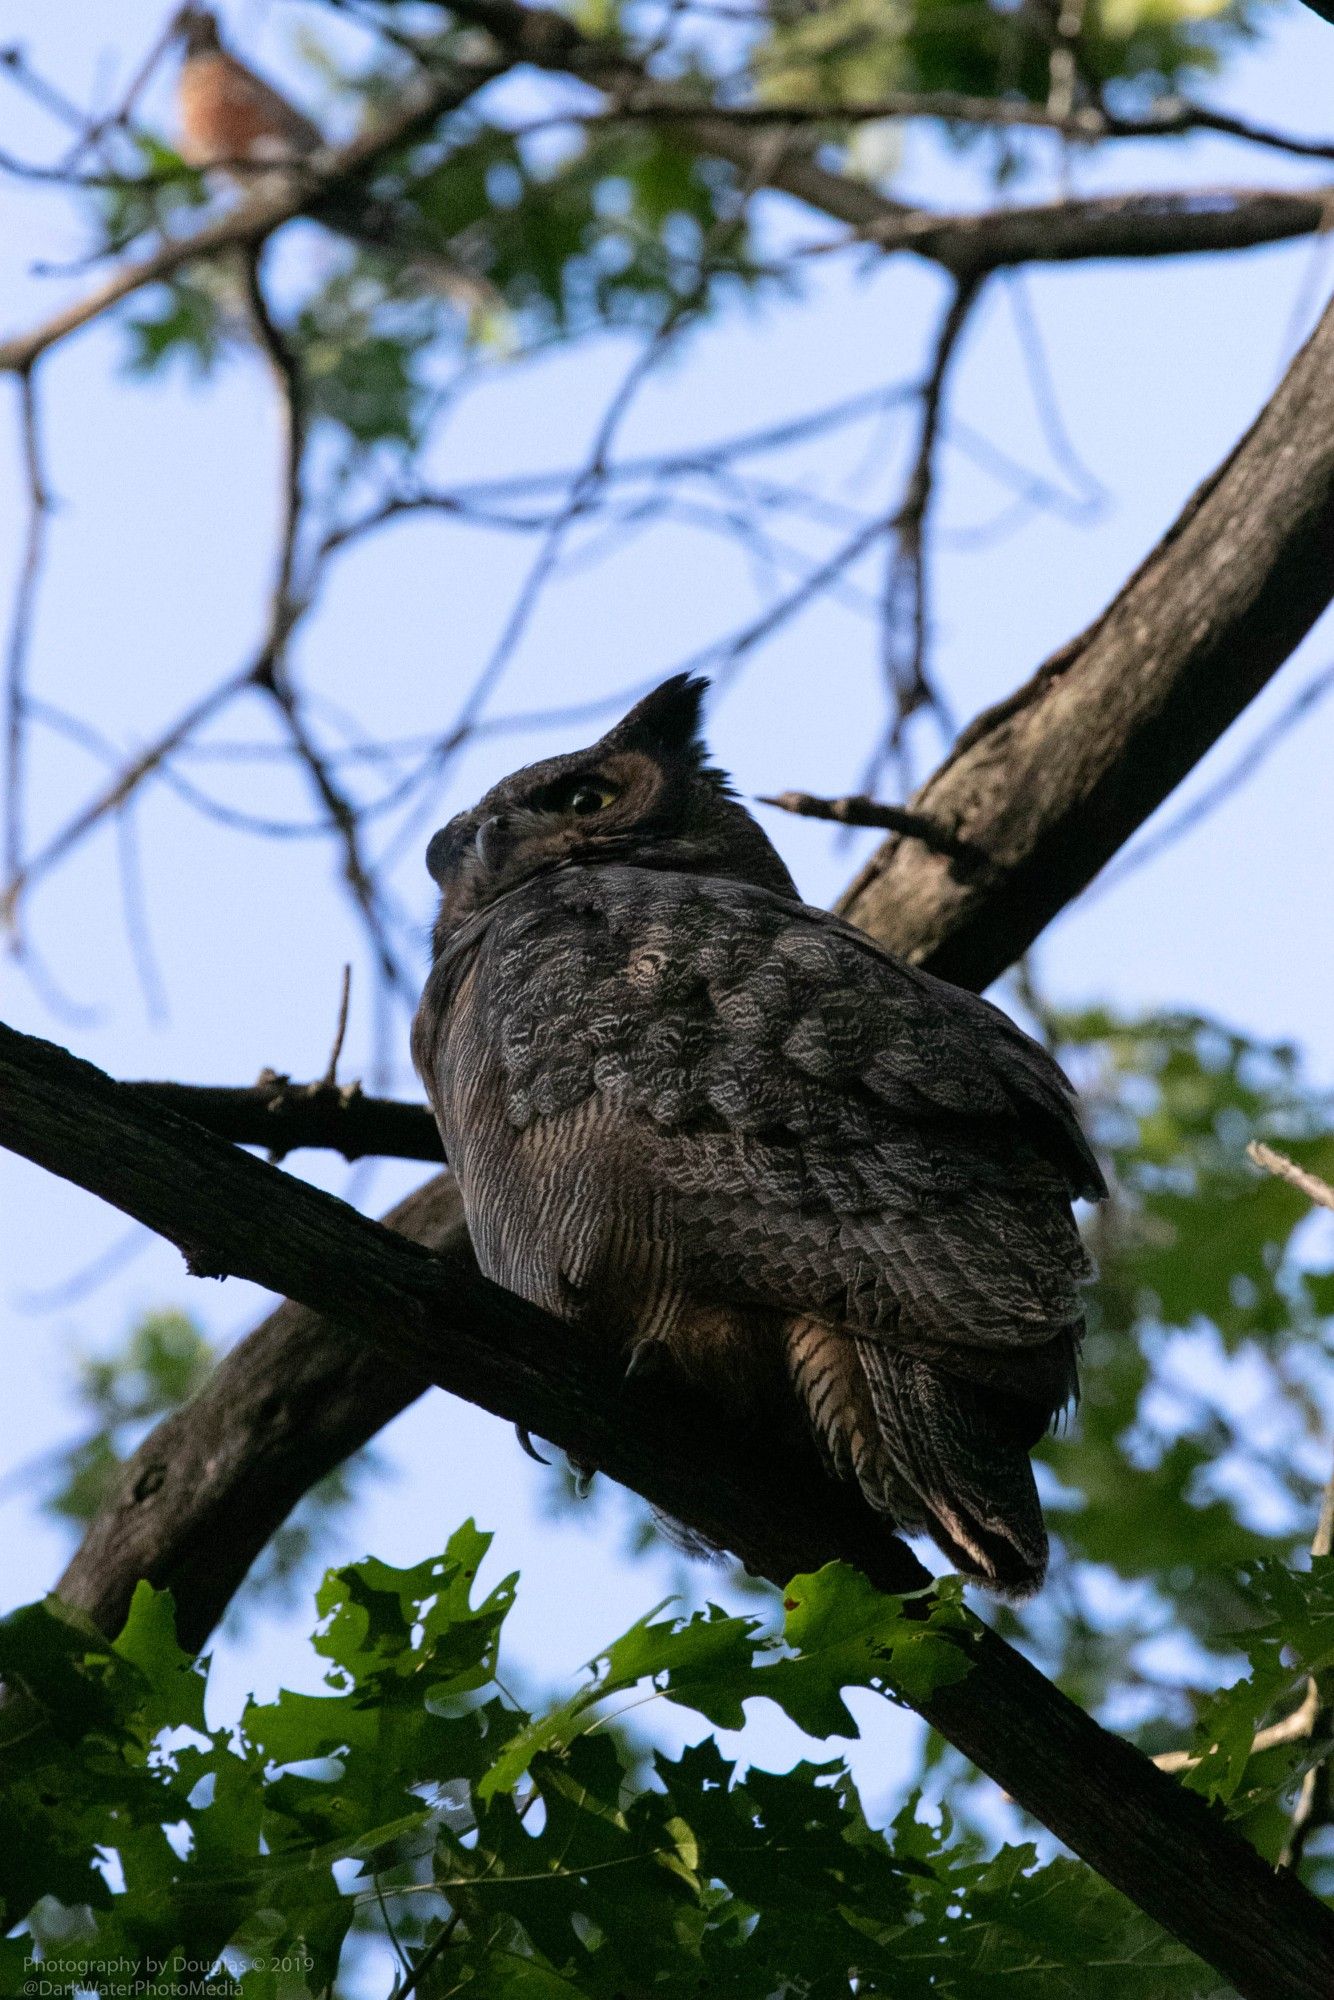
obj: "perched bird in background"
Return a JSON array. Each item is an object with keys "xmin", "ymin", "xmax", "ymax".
[
  {"xmin": 176, "ymin": 4, "xmax": 323, "ymax": 174},
  {"xmin": 412, "ymin": 677, "xmax": 1105, "ymax": 1592},
  {"xmin": 173, "ymin": 5, "xmax": 495, "ymax": 312}
]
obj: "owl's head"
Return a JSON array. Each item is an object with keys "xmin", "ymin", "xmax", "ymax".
[{"xmin": 424, "ymin": 675, "xmax": 798, "ymax": 949}]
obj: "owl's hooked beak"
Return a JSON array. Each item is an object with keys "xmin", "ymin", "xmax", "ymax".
[
  {"xmin": 474, "ymin": 814, "xmax": 508, "ymax": 872},
  {"xmin": 425, "ymin": 811, "xmax": 509, "ymax": 888}
]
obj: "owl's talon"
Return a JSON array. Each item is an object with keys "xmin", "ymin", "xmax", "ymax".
[{"xmin": 514, "ymin": 1426, "xmax": 549, "ymax": 1465}]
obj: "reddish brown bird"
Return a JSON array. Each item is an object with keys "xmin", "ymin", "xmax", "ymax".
[
  {"xmin": 176, "ymin": 6, "xmax": 324, "ymax": 176},
  {"xmin": 173, "ymin": 6, "xmax": 493, "ymax": 308}
]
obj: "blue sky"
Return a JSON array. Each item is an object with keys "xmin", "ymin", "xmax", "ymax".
[{"xmin": 1, "ymin": 0, "xmax": 1332, "ymax": 1847}]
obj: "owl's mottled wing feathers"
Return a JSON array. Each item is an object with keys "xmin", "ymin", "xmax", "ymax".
[
  {"xmin": 423, "ymin": 862, "xmax": 1101, "ymax": 1587},
  {"xmin": 468, "ymin": 866, "xmax": 1099, "ymax": 1334}
]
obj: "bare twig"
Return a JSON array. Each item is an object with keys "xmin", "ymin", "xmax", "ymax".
[
  {"xmin": 113, "ymin": 800, "xmax": 169, "ymax": 1024},
  {"xmin": 1153, "ymin": 1687, "xmax": 1323, "ymax": 1774},
  {"xmin": 758, "ymin": 790, "xmax": 988, "ymax": 867},
  {"xmin": 58, "ymin": 5, "xmax": 183, "ymax": 171},
  {"xmin": 0, "ymin": 663, "xmax": 255, "ymax": 932},
  {"xmin": 0, "ymin": 150, "xmax": 203, "ymax": 191},
  {"xmin": 878, "ymin": 275, "xmax": 980, "ymax": 753},
  {"xmin": 241, "ymin": 254, "xmax": 414, "ymax": 1000},
  {"xmin": 1001, "ymin": 273, "xmax": 1107, "ymax": 510},
  {"xmin": 1248, "ymin": 1143, "xmax": 1334, "ymax": 1215},
  {"xmin": 2, "ymin": 368, "xmax": 50, "ymax": 939},
  {"xmin": 239, "ymin": 254, "xmax": 305, "ymax": 650},
  {"xmin": 584, "ymin": 88, "xmax": 1334, "ymax": 165},
  {"xmin": 323, "ymin": 964, "xmax": 353, "ymax": 1088},
  {"xmin": 0, "ymin": 42, "xmax": 118, "ymax": 142},
  {"xmin": 272, "ymin": 684, "xmax": 415, "ymax": 997}
]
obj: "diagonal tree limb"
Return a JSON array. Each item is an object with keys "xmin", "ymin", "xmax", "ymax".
[
  {"xmin": 55, "ymin": 1172, "xmax": 451, "ymax": 1652},
  {"xmin": 4, "ymin": 1021, "xmax": 1334, "ymax": 1999},
  {"xmin": 837, "ymin": 288, "xmax": 1334, "ymax": 984}
]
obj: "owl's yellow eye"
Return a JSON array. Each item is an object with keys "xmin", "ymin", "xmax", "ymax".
[{"xmin": 545, "ymin": 776, "xmax": 618, "ymax": 817}]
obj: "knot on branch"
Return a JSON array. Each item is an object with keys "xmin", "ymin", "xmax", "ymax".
[
  {"xmin": 253, "ymin": 1067, "xmax": 366, "ymax": 1162},
  {"xmin": 180, "ymin": 1243, "xmax": 229, "ymax": 1280}
]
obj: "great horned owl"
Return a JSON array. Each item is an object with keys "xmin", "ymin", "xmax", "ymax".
[{"xmin": 412, "ymin": 676, "xmax": 1104, "ymax": 1592}]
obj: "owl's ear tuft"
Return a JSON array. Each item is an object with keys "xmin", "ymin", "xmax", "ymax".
[{"xmin": 601, "ymin": 674, "xmax": 710, "ymax": 764}]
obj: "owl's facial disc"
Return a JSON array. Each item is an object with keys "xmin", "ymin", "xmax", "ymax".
[
  {"xmin": 425, "ymin": 749, "xmax": 656, "ymax": 936},
  {"xmin": 423, "ymin": 672, "xmax": 800, "ymax": 955}
]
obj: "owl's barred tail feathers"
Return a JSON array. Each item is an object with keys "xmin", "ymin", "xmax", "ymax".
[
  {"xmin": 787, "ymin": 1319, "xmax": 1050, "ymax": 1595},
  {"xmin": 857, "ymin": 1346, "xmax": 1050, "ymax": 1595}
]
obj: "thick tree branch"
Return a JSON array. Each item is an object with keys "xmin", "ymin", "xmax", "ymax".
[
  {"xmin": 839, "ymin": 289, "xmax": 1334, "ymax": 983},
  {"xmin": 133, "ymin": 1076, "xmax": 443, "ymax": 1162},
  {"xmin": 55, "ymin": 1175, "xmax": 450, "ymax": 1649},
  {"xmin": 802, "ymin": 186, "xmax": 1334, "ymax": 274},
  {"xmin": 4, "ymin": 1018, "xmax": 1334, "ymax": 1999}
]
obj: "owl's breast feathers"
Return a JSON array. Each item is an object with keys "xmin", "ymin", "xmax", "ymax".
[{"xmin": 414, "ymin": 863, "xmax": 1104, "ymax": 1590}]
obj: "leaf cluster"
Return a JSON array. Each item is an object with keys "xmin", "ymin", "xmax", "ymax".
[
  {"xmin": 756, "ymin": 0, "xmax": 1266, "ymax": 121},
  {"xmin": 0, "ymin": 1528, "xmax": 1212, "ymax": 1996}
]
